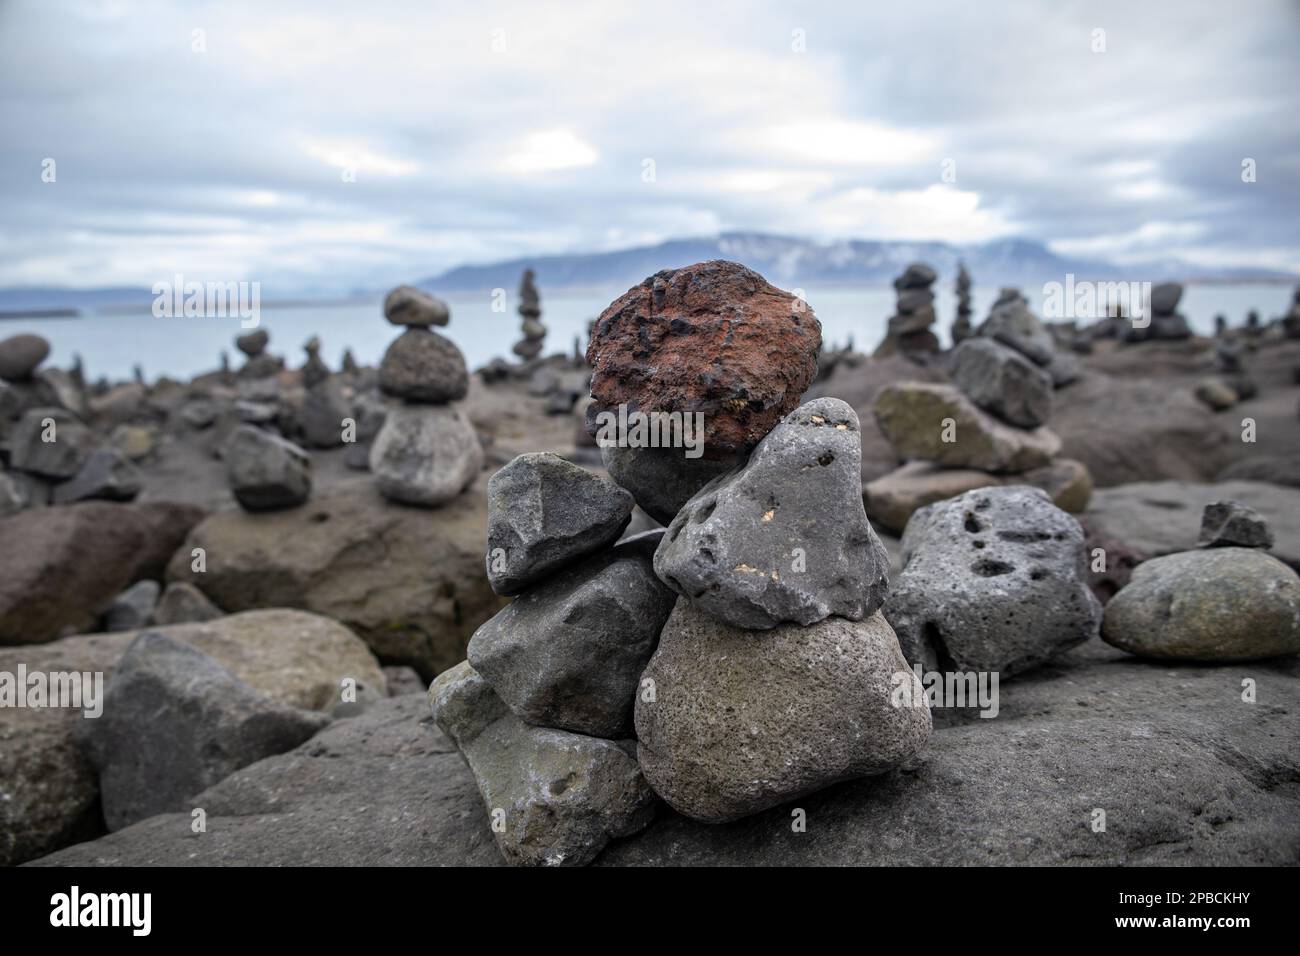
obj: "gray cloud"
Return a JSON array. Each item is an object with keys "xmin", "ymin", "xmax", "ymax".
[{"xmin": 0, "ymin": 0, "xmax": 1296, "ymax": 293}]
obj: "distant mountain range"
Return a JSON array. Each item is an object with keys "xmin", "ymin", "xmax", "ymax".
[
  {"xmin": 424, "ymin": 232, "xmax": 1297, "ymax": 294},
  {"xmin": 1, "ymin": 233, "xmax": 1293, "ymax": 314}
]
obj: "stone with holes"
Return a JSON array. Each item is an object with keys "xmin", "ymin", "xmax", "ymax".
[
  {"xmin": 884, "ymin": 485, "xmax": 1101, "ymax": 677},
  {"xmin": 654, "ymin": 398, "xmax": 889, "ymax": 629}
]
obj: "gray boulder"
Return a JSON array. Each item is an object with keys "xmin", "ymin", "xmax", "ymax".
[
  {"xmin": 104, "ymin": 580, "xmax": 160, "ymax": 632},
  {"xmin": 1199, "ymin": 499, "xmax": 1274, "ymax": 549},
  {"xmin": 224, "ymin": 425, "xmax": 311, "ymax": 511},
  {"xmin": 76, "ymin": 632, "xmax": 329, "ymax": 830},
  {"xmin": 1103, "ymin": 548, "xmax": 1300, "ymax": 661},
  {"xmin": 33, "ymin": 646, "xmax": 1300, "ymax": 867},
  {"xmin": 598, "ymin": 443, "xmax": 741, "ymax": 525},
  {"xmin": 378, "ymin": 328, "xmax": 468, "ymax": 402},
  {"xmin": 8, "ymin": 407, "xmax": 96, "ymax": 479},
  {"xmin": 885, "ymin": 486, "xmax": 1101, "ymax": 676},
  {"xmin": 300, "ymin": 379, "xmax": 352, "ymax": 448},
  {"xmin": 468, "ymin": 533, "xmax": 675, "ymax": 738},
  {"xmin": 635, "ymin": 601, "xmax": 932, "ymax": 823},
  {"xmin": 369, "ymin": 404, "xmax": 482, "ymax": 507},
  {"xmin": 654, "ymin": 398, "xmax": 889, "ymax": 629},
  {"xmin": 51, "ymin": 448, "xmax": 143, "ymax": 503},
  {"xmin": 150, "ymin": 582, "xmax": 223, "ymax": 626},
  {"xmin": 429, "ymin": 661, "xmax": 657, "ymax": 866},
  {"xmin": 485, "ymin": 452, "xmax": 633, "ymax": 594},
  {"xmin": 950, "ymin": 338, "xmax": 1053, "ymax": 427},
  {"xmin": 978, "ymin": 296, "xmax": 1054, "ymax": 366}
]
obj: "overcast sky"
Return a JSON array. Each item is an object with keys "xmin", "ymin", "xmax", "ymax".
[{"xmin": 1, "ymin": 0, "xmax": 1297, "ymax": 294}]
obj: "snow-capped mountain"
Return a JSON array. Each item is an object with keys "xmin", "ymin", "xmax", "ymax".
[{"xmin": 425, "ymin": 232, "xmax": 1293, "ymax": 294}]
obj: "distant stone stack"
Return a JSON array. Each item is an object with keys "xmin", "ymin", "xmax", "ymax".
[
  {"xmin": 1283, "ymin": 286, "xmax": 1300, "ymax": 340},
  {"xmin": 512, "ymin": 269, "xmax": 546, "ymax": 361},
  {"xmin": 1, "ymin": 332, "xmax": 147, "ymax": 512},
  {"xmin": 864, "ymin": 298, "xmax": 1092, "ymax": 534},
  {"xmin": 234, "ymin": 329, "xmax": 281, "ymax": 380},
  {"xmin": 1123, "ymin": 282, "xmax": 1191, "ymax": 343},
  {"xmin": 433, "ymin": 260, "xmax": 933, "ymax": 865},
  {"xmin": 369, "ymin": 285, "xmax": 482, "ymax": 507},
  {"xmin": 952, "ymin": 261, "xmax": 974, "ymax": 344},
  {"xmin": 874, "ymin": 262, "xmax": 939, "ymax": 359},
  {"xmin": 300, "ymin": 336, "xmax": 329, "ymax": 389}
]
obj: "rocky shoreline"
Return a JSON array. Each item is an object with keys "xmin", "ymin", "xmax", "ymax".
[{"xmin": 3, "ymin": 263, "xmax": 1299, "ymax": 867}]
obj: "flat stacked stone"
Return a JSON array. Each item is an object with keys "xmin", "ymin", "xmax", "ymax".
[
  {"xmin": 874, "ymin": 262, "xmax": 939, "ymax": 359},
  {"xmin": 370, "ymin": 285, "xmax": 481, "ymax": 507},
  {"xmin": 867, "ymin": 287, "xmax": 1089, "ymax": 532}
]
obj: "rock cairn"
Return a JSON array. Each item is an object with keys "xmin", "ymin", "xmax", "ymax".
[
  {"xmin": 874, "ymin": 262, "xmax": 939, "ymax": 360},
  {"xmin": 1122, "ymin": 281, "xmax": 1191, "ymax": 343},
  {"xmin": 433, "ymin": 261, "xmax": 932, "ymax": 864},
  {"xmin": 512, "ymin": 269, "xmax": 546, "ymax": 361},
  {"xmin": 300, "ymin": 336, "xmax": 330, "ymax": 389},
  {"xmin": 1, "ymin": 333, "xmax": 147, "ymax": 511},
  {"xmin": 234, "ymin": 329, "xmax": 282, "ymax": 380},
  {"xmin": 1103, "ymin": 501, "xmax": 1300, "ymax": 660},
  {"xmin": 370, "ymin": 285, "xmax": 482, "ymax": 507},
  {"xmin": 952, "ymin": 261, "xmax": 974, "ymax": 344},
  {"xmin": 865, "ymin": 306, "xmax": 1091, "ymax": 534},
  {"xmin": 1283, "ymin": 286, "xmax": 1300, "ymax": 340}
]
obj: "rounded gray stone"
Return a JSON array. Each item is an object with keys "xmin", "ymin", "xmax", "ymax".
[
  {"xmin": 1103, "ymin": 548, "xmax": 1300, "ymax": 661},
  {"xmin": 635, "ymin": 602, "xmax": 932, "ymax": 823},
  {"xmin": 379, "ymin": 328, "xmax": 468, "ymax": 402}
]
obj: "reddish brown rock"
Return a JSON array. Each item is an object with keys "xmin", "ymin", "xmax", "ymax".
[
  {"xmin": 0, "ymin": 501, "xmax": 207, "ymax": 644},
  {"xmin": 585, "ymin": 261, "xmax": 821, "ymax": 457}
]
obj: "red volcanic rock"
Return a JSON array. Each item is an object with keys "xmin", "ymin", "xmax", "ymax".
[{"xmin": 585, "ymin": 261, "xmax": 821, "ymax": 457}]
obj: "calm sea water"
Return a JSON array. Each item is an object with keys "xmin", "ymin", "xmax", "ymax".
[{"xmin": 6, "ymin": 283, "xmax": 1295, "ymax": 383}]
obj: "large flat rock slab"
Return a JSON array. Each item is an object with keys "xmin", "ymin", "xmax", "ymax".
[
  {"xmin": 1085, "ymin": 480, "xmax": 1300, "ymax": 570},
  {"xmin": 32, "ymin": 641, "xmax": 1300, "ymax": 867}
]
